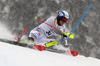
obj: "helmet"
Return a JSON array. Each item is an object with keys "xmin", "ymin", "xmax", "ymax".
[
  {"xmin": 58, "ymin": 10, "xmax": 69, "ymax": 19},
  {"xmin": 57, "ymin": 10, "xmax": 69, "ymax": 25}
]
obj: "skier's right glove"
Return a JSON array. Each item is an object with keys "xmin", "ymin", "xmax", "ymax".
[{"xmin": 63, "ymin": 33, "xmax": 74, "ymax": 39}]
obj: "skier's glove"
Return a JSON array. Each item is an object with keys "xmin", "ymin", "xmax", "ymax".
[
  {"xmin": 63, "ymin": 33, "xmax": 67, "ymax": 37},
  {"xmin": 63, "ymin": 33, "xmax": 74, "ymax": 39}
]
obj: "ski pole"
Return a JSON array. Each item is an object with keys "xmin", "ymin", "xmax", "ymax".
[
  {"xmin": 13, "ymin": 28, "xmax": 26, "ymax": 42},
  {"xmin": 35, "ymin": 17, "xmax": 64, "ymax": 34},
  {"xmin": 60, "ymin": 3, "xmax": 93, "ymax": 44}
]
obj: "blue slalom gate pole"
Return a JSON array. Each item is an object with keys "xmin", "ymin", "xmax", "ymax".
[{"xmin": 60, "ymin": 3, "xmax": 93, "ymax": 44}]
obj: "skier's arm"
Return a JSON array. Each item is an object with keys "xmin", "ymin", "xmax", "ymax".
[
  {"xmin": 61, "ymin": 26, "xmax": 74, "ymax": 45},
  {"xmin": 61, "ymin": 28, "xmax": 67, "ymax": 45}
]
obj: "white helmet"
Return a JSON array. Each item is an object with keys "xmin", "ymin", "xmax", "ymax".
[{"xmin": 58, "ymin": 10, "xmax": 69, "ymax": 19}]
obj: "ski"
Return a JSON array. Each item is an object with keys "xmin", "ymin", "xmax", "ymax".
[{"xmin": 0, "ymin": 38, "xmax": 78, "ymax": 56}]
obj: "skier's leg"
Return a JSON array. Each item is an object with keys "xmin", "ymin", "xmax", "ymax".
[{"xmin": 29, "ymin": 30, "xmax": 40, "ymax": 41}]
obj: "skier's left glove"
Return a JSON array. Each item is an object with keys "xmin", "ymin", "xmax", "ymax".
[{"xmin": 63, "ymin": 33, "xmax": 74, "ymax": 39}]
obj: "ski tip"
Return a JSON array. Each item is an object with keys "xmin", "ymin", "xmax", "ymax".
[{"xmin": 35, "ymin": 17, "xmax": 37, "ymax": 19}]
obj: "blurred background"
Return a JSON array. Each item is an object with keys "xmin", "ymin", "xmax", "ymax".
[{"xmin": 0, "ymin": 0, "xmax": 100, "ymax": 59}]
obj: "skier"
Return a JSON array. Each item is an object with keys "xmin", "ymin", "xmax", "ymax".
[{"xmin": 29, "ymin": 10, "xmax": 73, "ymax": 50}]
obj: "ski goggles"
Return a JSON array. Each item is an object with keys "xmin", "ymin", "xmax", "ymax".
[{"xmin": 61, "ymin": 18, "xmax": 68, "ymax": 22}]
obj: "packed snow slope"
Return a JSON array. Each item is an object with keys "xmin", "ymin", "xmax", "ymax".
[{"xmin": 0, "ymin": 42, "xmax": 100, "ymax": 66}]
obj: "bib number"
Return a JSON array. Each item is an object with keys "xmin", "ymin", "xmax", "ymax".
[
  {"xmin": 45, "ymin": 29, "xmax": 54, "ymax": 36},
  {"xmin": 46, "ymin": 31, "xmax": 52, "ymax": 36}
]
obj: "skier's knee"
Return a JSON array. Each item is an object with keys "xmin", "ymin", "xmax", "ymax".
[{"xmin": 29, "ymin": 31, "xmax": 40, "ymax": 40}]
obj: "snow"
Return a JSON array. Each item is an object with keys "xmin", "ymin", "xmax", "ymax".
[
  {"xmin": 0, "ymin": 23, "xmax": 14, "ymax": 40},
  {"xmin": 0, "ymin": 22, "xmax": 100, "ymax": 66},
  {"xmin": 0, "ymin": 42, "xmax": 100, "ymax": 66}
]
